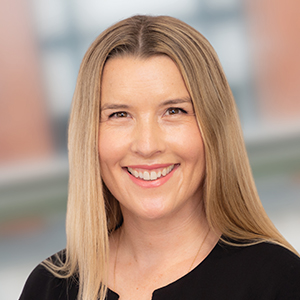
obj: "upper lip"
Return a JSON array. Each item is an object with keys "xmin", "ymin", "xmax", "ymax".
[{"xmin": 125, "ymin": 163, "xmax": 176, "ymax": 170}]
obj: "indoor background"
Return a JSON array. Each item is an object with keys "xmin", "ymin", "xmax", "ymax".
[{"xmin": 0, "ymin": 0, "xmax": 300, "ymax": 299}]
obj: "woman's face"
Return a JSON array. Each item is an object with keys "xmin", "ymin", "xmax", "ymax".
[{"xmin": 99, "ymin": 55, "xmax": 205, "ymax": 221}]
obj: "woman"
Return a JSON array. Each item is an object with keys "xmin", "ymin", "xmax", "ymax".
[{"xmin": 20, "ymin": 15, "xmax": 300, "ymax": 300}]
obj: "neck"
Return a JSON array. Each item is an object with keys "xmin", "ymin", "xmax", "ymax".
[{"xmin": 116, "ymin": 201, "xmax": 217, "ymax": 268}]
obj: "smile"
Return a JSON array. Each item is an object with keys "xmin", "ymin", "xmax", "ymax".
[{"xmin": 127, "ymin": 164, "xmax": 175, "ymax": 181}]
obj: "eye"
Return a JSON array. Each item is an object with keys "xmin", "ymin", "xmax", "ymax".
[
  {"xmin": 165, "ymin": 107, "xmax": 187, "ymax": 115},
  {"xmin": 109, "ymin": 111, "xmax": 129, "ymax": 118}
]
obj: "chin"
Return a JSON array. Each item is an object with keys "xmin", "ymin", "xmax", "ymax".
[{"xmin": 126, "ymin": 200, "xmax": 171, "ymax": 221}]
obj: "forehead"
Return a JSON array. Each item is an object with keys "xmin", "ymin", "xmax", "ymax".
[
  {"xmin": 102, "ymin": 55, "xmax": 181, "ymax": 83},
  {"xmin": 100, "ymin": 55, "xmax": 190, "ymax": 105}
]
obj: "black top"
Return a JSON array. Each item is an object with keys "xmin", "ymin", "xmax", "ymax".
[{"xmin": 19, "ymin": 241, "xmax": 300, "ymax": 300}]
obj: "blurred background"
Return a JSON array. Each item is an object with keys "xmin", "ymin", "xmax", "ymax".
[{"xmin": 0, "ymin": 0, "xmax": 299, "ymax": 299}]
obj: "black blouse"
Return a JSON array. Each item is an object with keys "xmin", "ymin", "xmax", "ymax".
[{"xmin": 19, "ymin": 241, "xmax": 300, "ymax": 300}]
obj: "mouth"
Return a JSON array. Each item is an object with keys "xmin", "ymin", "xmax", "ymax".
[{"xmin": 126, "ymin": 164, "xmax": 176, "ymax": 181}]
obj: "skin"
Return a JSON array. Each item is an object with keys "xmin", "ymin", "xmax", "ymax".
[{"xmin": 99, "ymin": 55, "xmax": 220, "ymax": 299}]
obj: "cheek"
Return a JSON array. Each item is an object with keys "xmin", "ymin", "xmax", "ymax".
[
  {"xmin": 98, "ymin": 129, "xmax": 117, "ymax": 179},
  {"xmin": 172, "ymin": 125, "xmax": 205, "ymax": 162},
  {"xmin": 190, "ymin": 136, "xmax": 205, "ymax": 163},
  {"xmin": 99, "ymin": 128, "xmax": 119, "ymax": 159},
  {"xmin": 98, "ymin": 134, "xmax": 121, "ymax": 193},
  {"xmin": 98, "ymin": 131, "xmax": 109, "ymax": 165},
  {"xmin": 98, "ymin": 127, "xmax": 130, "ymax": 173}
]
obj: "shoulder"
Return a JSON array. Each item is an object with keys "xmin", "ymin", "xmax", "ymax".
[
  {"xmin": 152, "ymin": 242, "xmax": 300, "ymax": 300},
  {"xmin": 226, "ymin": 241, "xmax": 300, "ymax": 271},
  {"xmin": 215, "ymin": 241, "xmax": 300, "ymax": 298},
  {"xmin": 19, "ymin": 250, "xmax": 78, "ymax": 300}
]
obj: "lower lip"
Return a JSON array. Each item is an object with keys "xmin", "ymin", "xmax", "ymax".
[{"xmin": 126, "ymin": 165, "xmax": 178, "ymax": 188}]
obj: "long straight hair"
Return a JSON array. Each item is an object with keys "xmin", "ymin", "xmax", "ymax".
[{"xmin": 44, "ymin": 15, "xmax": 298, "ymax": 300}]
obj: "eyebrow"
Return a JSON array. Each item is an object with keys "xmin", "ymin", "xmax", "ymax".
[
  {"xmin": 159, "ymin": 97, "xmax": 192, "ymax": 107},
  {"xmin": 101, "ymin": 103, "xmax": 131, "ymax": 111},
  {"xmin": 101, "ymin": 97, "xmax": 192, "ymax": 111}
]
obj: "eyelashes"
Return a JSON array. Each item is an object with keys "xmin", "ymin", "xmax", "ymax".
[
  {"xmin": 165, "ymin": 107, "xmax": 187, "ymax": 115},
  {"xmin": 108, "ymin": 107, "xmax": 188, "ymax": 119},
  {"xmin": 108, "ymin": 111, "xmax": 129, "ymax": 118}
]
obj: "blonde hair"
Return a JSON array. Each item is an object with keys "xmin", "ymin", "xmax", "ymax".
[{"xmin": 44, "ymin": 15, "xmax": 298, "ymax": 300}]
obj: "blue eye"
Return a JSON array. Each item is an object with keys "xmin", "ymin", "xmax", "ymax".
[{"xmin": 166, "ymin": 108, "xmax": 187, "ymax": 115}]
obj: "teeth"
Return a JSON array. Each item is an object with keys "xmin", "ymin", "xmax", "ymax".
[
  {"xmin": 127, "ymin": 165, "xmax": 175, "ymax": 181},
  {"xmin": 143, "ymin": 171, "xmax": 150, "ymax": 180},
  {"xmin": 150, "ymin": 171, "xmax": 157, "ymax": 180}
]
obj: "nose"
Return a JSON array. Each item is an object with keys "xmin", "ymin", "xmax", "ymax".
[{"xmin": 131, "ymin": 116, "xmax": 165, "ymax": 158}]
